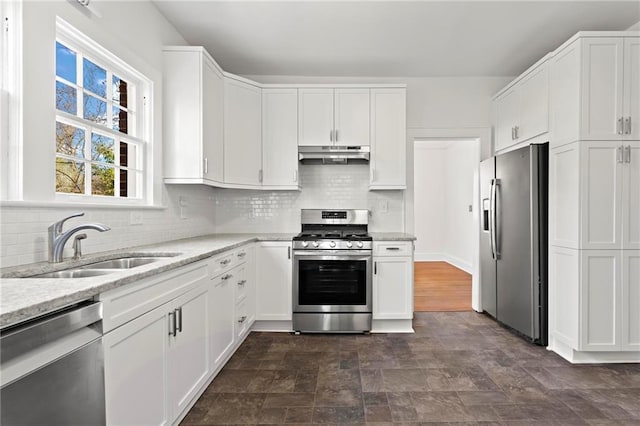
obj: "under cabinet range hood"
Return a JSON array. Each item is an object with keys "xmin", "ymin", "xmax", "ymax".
[{"xmin": 298, "ymin": 146, "xmax": 370, "ymax": 164}]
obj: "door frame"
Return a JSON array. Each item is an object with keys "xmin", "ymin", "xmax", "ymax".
[{"xmin": 406, "ymin": 127, "xmax": 491, "ymax": 312}]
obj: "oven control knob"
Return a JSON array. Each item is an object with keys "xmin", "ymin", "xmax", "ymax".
[
  {"xmin": 357, "ymin": 241, "xmax": 364, "ymax": 248},
  {"xmin": 346, "ymin": 241, "xmax": 353, "ymax": 248},
  {"xmin": 301, "ymin": 241, "xmax": 308, "ymax": 248},
  {"xmin": 329, "ymin": 241, "xmax": 336, "ymax": 248},
  {"xmin": 312, "ymin": 241, "xmax": 319, "ymax": 248}
]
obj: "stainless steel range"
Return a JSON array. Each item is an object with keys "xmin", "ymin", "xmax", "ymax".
[{"xmin": 292, "ymin": 209, "xmax": 372, "ymax": 333}]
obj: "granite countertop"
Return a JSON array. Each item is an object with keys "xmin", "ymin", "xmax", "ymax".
[
  {"xmin": 0, "ymin": 233, "xmax": 294, "ymax": 328},
  {"xmin": 0, "ymin": 231, "xmax": 414, "ymax": 328}
]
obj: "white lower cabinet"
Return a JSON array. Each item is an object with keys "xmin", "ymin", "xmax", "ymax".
[
  {"xmin": 256, "ymin": 242, "xmax": 292, "ymax": 321},
  {"xmin": 104, "ymin": 281, "xmax": 210, "ymax": 425},
  {"xmin": 372, "ymin": 242, "xmax": 414, "ymax": 320}
]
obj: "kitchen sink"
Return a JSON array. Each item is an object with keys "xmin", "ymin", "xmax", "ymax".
[
  {"xmin": 34, "ymin": 269, "xmax": 113, "ymax": 279},
  {"xmin": 78, "ymin": 257, "xmax": 163, "ymax": 269}
]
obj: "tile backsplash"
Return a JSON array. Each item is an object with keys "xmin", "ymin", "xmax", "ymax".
[
  {"xmin": 0, "ymin": 185, "xmax": 216, "ymax": 268},
  {"xmin": 1, "ymin": 164, "xmax": 404, "ymax": 267},
  {"xmin": 213, "ymin": 164, "xmax": 404, "ymax": 233}
]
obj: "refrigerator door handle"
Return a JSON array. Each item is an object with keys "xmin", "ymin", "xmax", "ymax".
[
  {"xmin": 489, "ymin": 179, "xmax": 496, "ymax": 259},
  {"xmin": 491, "ymin": 178, "xmax": 501, "ymax": 260}
]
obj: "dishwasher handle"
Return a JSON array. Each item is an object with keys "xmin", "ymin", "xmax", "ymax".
[{"xmin": 0, "ymin": 301, "xmax": 102, "ymax": 363}]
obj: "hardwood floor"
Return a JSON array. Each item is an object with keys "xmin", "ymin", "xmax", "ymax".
[{"xmin": 414, "ymin": 261, "xmax": 472, "ymax": 312}]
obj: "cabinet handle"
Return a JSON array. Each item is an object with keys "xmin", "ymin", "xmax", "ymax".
[
  {"xmin": 293, "ymin": 170, "xmax": 298, "ymax": 183},
  {"xmin": 238, "ymin": 279, "xmax": 246, "ymax": 287},
  {"xmin": 203, "ymin": 158, "xmax": 208, "ymax": 175},
  {"xmin": 515, "ymin": 126, "xmax": 520, "ymax": 139},
  {"xmin": 385, "ymin": 247, "xmax": 400, "ymax": 251},
  {"xmin": 624, "ymin": 145, "xmax": 631, "ymax": 163},
  {"xmin": 625, "ymin": 117, "xmax": 632, "ymax": 135},
  {"xmin": 618, "ymin": 117, "xmax": 624, "ymax": 135},
  {"xmin": 220, "ymin": 259, "xmax": 231, "ymax": 266},
  {"xmin": 371, "ymin": 168, "xmax": 375, "ymax": 182},
  {"xmin": 374, "ymin": 261, "xmax": 377, "ymax": 275},
  {"xmin": 168, "ymin": 311, "xmax": 176, "ymax": 337},
  {"xmin": 287, "ymin": 246, "xmax": 291, "ymax": 259},
  {"xmin": 237, "ymin": 252, "xmax": 246, "ymax": 258},
  {"xmin": 259, "ymin": 169, "xmax": 263, "ymax": 183},
  {"xmin": 511, "ymin": 127, "xmax": 515, "ymax": 140},
  {"xmin": 617, "ymin": 146, "xmax": 624, "ymax": 163},
  {"xmin": 330, "ymin": 129, "xmax": 334, "ymax": 142},
  {"xmin": 335, "ymin": 129, "xmax": 339, "ymax": 142},
  {"xmin": 222, "ymin": 273, "xmax": 233, "ymax": 281},
  {"xmin": 238, "ymin": 316, "xmax": 247, "ymax": 324},
  {"xmin": 176, "ymin": 307, "xmax": 183, "ymax": 333}
]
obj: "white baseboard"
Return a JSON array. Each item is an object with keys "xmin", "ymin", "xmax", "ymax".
[{"xmin": 414, "ymin": 252, "xmax": 473, "ymax": 274}]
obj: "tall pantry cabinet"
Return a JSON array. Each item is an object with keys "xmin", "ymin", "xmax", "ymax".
[{"xmin": 548, "ymin": 33, "xmax": 640, "ymax": 361}]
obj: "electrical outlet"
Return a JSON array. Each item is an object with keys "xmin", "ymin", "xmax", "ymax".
[
  {"xmin": 129, "ymin": 211, "xmax": 143, "ymax": 225},
  {"xmin": 179, "ymin": 197, "xmax": 188, "ymax": 220}
]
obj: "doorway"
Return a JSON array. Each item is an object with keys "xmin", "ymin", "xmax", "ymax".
[{"xmin": 406, "ymin": 131, "xmax": 486, "ymax": 312}]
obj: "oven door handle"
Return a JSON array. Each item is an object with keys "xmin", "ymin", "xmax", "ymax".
[{"xmin": 293, "ymin": 250, "xmax": 372, "ymax": 257}]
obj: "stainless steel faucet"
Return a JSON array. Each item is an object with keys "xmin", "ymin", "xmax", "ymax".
[{"xmin": 48, "ymin": 212, "xmax": 111, "ymax": 263}]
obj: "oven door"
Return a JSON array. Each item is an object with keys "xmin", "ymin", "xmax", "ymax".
[{"xmin": 293, "ymin": 250, "xmax": 372, "ymax": 313}]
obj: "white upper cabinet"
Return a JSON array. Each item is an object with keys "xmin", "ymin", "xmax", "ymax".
[
  {"xmin": 369, "ymin": 88, "xmax": 407, "ymax": 189},
  {"xmin": 262, "ymin": 88, "xmax": 299, "ymax": 188},
  {"xmin": 550, "ymin": 35, "xmax": 640, "ymax": 146},
  {"xmin": 298, "ymin": 88, "xmax": 370, "ymax": 146},
  {"xmin": 163, "ymin": 47, "xmax": 224, "ymax": 186},
  {"xmin": 224, "ymin": 77, "xmax": 262, "ymax": 186},
  {"xmin": 493, "ymin": 60, "xmax": 549, "ymax": 152}
]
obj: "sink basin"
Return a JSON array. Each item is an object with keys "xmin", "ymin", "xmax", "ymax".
[
  {"xmin": 79, "ymin": 257, "xmax": 162, "ymax": 270},
  {"xmin": 34, "ymin": 269, "xmax": 113, "ymax": 279}
]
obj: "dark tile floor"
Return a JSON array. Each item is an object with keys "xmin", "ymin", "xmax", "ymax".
[{"xmin": 181, "ymin": 312, "xmax": 640, "ymax": 425}]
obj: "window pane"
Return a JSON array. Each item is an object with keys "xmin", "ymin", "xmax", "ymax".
[
  {"xmin": 112, "ymin": 106, "xmax": 128, "ymax": 134},
  {"xmin": 83, "ymin": 58, "xmax": 106, "ymax": 97},
  {"xmin": 56, "ymin": 42, "xmax": 76, "ymax": 83},
  {"xmin": 83, "ymin": 94, "xmax": 107, "ymax": 125},
  {"xmin": 112, "ymin": 76, "xmax": 128, "ymax": 107},
  {"xmin": 56, "ymin": 122, "xmax": 85, "ymax": 159},
  {"xmin": 56, "ymin": 158, "xmax": 85, "ymax": 194},
  {"xmin": 56, "ymin": 81, "xmax": 77, "ymax": 114},
  {"xmin": 91, "ymin": 133, "xmax": 114, "ymax": 164},
  {"xmin": 91, "ymin": 164, "xmax": 115, "ymax": 196},
  {"xmin": 121, "ymin": 170, "xmax": 141, "ymax": 199}
]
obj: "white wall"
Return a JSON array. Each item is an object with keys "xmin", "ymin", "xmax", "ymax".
[
  {"xmin": 413, "ymin": 140, "xmax": 477, "ymax": 272},
  {"xmin": 0, "ymin": 1, "xmax": 218, "ymax": 267}
]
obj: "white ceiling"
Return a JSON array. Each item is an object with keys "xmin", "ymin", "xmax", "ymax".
[{"xmin": 152, "ymin": 1, "xmax": 640, "ymax": 77}]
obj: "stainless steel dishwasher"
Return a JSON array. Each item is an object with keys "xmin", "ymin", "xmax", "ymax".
[{"xmin": 0, "ymin": 300, "xmax": 105, "ymax": 425}]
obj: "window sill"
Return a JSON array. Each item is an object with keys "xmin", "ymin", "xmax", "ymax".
[{"xmin": 0, "ymin": 199, "xmax": 167, "ymax": 210}]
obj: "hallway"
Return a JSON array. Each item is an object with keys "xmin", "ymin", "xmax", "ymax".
[{"xmin": 414, "ymin": 261, "xmax": 472, "ymax": 312}]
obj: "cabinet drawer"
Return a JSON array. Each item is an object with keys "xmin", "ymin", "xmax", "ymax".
[
  {"xmin": 100, "ymin": 261, "xmax": 208, "ymax": 333},
  {"xmin": 373, "ymin": 241, "xmax": 413, "ymax": 257},
  {"xmin": 209, "ymin": 245, "xmax": 250, "ymax": 277},
  {"xmin": 235, "ymin": 300, "xmax": 250, "ymax": 339},
  {"xmin": 234, "ymin": 264, "xmax": 249, "ymax": 304}
]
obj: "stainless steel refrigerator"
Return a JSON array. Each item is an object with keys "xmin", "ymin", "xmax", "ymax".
[{"xmin": 480, "ymin": 143, "xmax": 548, "ymax": 345}]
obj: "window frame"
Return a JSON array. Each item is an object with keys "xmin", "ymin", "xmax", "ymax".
[{"xmin": 54, "ymin": 18, "xmax": 152, "ymax": 205}]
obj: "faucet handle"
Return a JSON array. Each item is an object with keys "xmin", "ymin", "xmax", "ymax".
[{"xmin": 49, "ymin": 212, "xmax": 85, "ymax": 234}]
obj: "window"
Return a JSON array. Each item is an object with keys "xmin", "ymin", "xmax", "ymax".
[{"xmin": 55, "ymin": 20, "xmax": 150, "ymax": 201}]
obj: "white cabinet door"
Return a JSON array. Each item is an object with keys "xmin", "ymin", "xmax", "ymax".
[
  {"xmin": 298, "ymin": 89, "xmax": 334, "ymax": 146},
  {"xmin": 623, "ymin": 37, "xmax": 640, "ymax": 141},
  {"xmin": 580, "ymin": 37, "xmax": 624, "ymax": 141},
  {"xmin": 202, "ymin": 56, "xmax": 224, "ymax": 184},
  {"xmin": 210, "ymin": 269, "xmax": 235, "ymax": 369},
  {"xmin": 622, "ymin": 251, "xmax": 640, "ymax": 351},
  {"xmin": 580, "ymin": 250, "xmax": 622, "ymax": 351},
  {"xmin": 519, "ymin": 64, "xmax": 549, "ymax": 142},
  {"xmin": 167, "ymin": 284, "xmax": 211, "ymax": 421},
  {"xmin": 494, "ymin": 87, "xmax": 520, "ymax": 152},
  {"xmin": 549, "ymin": 40, "xmax": 581, "ymax": 147},
  {"xmin": 262, "ymin": 88, "xmax": 299, "ymax": 187},
  {"xmin": 623, "ymin": 142, "xmax": 640, "ymax": 249},
  {"xmin": 224, "ymin": 78, "xmax": 262, "ymax": 185},
  {"xmin": 370, "ymin": 88, "xmax": 406, "ymax": 189},
  {"xmin": 580, "ymin": 142, "xmax": 623, "ymax": 249},
  {"xmin": 334, "ymin": 88, "xmax": 370, "ymax": 146},
  {"xmin": 256, "ymin": 242, "xmax": 292, "ymax": 320},
  {"xmin": 372, "ymin": 257, "xmax": 413, "ymax": 319},
  {"xmin": 235, "ymin": 246, "xmax": 256, "ymax": 326},
  {"xmin": 104, "ymin": 304, "xmax": 169, "ymax": 426}
]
